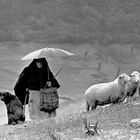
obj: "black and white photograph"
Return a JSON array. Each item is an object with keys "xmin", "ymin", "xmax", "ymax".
[{"xmin": 0, "ymin": 0, "xmax": 140, "ymax": 139}]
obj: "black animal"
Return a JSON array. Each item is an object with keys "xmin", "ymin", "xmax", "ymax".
[{"xmin": 0, "ymin": 92, "xmax": 25, "ymax": 125}]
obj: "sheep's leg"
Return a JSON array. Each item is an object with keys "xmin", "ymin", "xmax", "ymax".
[
  {"xmin": 91, "ymin": 101, "xmax": 97, "ymax": 110},
  {"xmin": 86, "ymin": 101, "xmax": 90, "ymax": 112},
  {"xmin": 124, "ymin": 96, "xmax": 131, "ymax": 104},
  {"xmin": 123, "ymin": 97, "xmax": 128, "ymax": 104},
  {"xmin": 117, "ymin": 97, "xmax": 124, "ymax": 104},
  {"xmin": 112, "ymin": 99, "xmax": 117, "ymax": 104}
]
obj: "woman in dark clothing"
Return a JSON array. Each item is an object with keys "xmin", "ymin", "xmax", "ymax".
[{"xmin": 14, "ymin": 57, "xmax": 60, "ymax": 120}]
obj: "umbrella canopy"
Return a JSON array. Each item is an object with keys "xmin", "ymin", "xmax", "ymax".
[
  {"xmin": 21, "ymin": 47, "xmax": 74, "ymax": 60},
  {"xmin": 20, "ymin": 47, "xmax": 75, "ymax": 77}
]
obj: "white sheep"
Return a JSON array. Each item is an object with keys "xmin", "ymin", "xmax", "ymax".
[
  {"xmin": 85, "ymin": 73, "xmax": 130, "ymax": 111},
  {"xmin": 125, "ymin": 71, "xmax": 140, "ymax": 102}
]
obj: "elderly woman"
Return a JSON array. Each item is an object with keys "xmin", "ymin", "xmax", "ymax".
[{"xmin": 14, "ymin": 57, "xmax": 60, "ymax": 120}]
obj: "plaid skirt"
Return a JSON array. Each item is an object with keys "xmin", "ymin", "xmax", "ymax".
[{"xmin": 40, "ymin": 87, "xmax": 59, "ymax": 112}]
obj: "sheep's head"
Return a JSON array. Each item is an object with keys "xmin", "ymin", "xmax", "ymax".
[
  {"xmin": 130, "ymin": 71, "xmax": 140, "ymax": 84},
  {"xmin": 118, "ymin": 73, "xmax": 130, "ymax": 85}
]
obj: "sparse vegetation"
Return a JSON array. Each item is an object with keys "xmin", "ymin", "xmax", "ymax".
[
  {"xmin": 0, "ymin": 1, "xmax": 140, "ymax": 139},
  {"xmin": 1, "ymin": 98, "xmax": 140, "ymax": 140}
]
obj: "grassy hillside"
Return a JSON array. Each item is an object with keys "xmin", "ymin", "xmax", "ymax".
[
  {"xmin": 0, "ymin": 42, "xmax": 140, "ymax": 125},
  {"xmin": 0, "ymin": 1, "xmax": 140, "ymax": 139},
  {"xmin": 1, "ymin": 98, "xmax": 140, "ymax": 140}
]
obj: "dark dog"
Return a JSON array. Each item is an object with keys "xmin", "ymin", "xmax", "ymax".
[{"xmin": 0, "ymin": 92, "xmax": 25, "ymax": 125}]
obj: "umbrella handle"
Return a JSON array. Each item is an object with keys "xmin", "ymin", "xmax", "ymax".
[
  {"xmin": 47, "ymin": 56, "xmax": 50, "ymax": 80},
  {"xmin": 54, "ymin": 55, "xmax": 74, "ymax": 77},
  {"xmin": 54, "ymin": 63, "xmax": 67, "ymax": 77}
]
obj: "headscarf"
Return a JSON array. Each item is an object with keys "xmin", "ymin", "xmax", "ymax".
[{"xmin": 14, "ymin": 57, "xmax": 60, "ymax": 104}]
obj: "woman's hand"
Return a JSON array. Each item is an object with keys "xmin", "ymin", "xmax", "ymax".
[{"xmin": 46, "ymin": 81, "xmax": 51, "ymax": 88}]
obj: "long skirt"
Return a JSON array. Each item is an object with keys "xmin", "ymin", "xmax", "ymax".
[{"xmin": 28, "ymin": 90, "xmax": 56, "ymax": 120}]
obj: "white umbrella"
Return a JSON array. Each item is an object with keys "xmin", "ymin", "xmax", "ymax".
[
  {"xmin": 21, "ymin": 47, "xmax": 75, "ymax": 77},
  {"xmin": 21, "ymin": 47, "xmax": 74, "ymax": 60}
]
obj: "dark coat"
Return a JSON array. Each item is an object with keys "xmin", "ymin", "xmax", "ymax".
[{"xmin": 14, "ymin": 57, "xmax": 60, "ymax": 105}]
